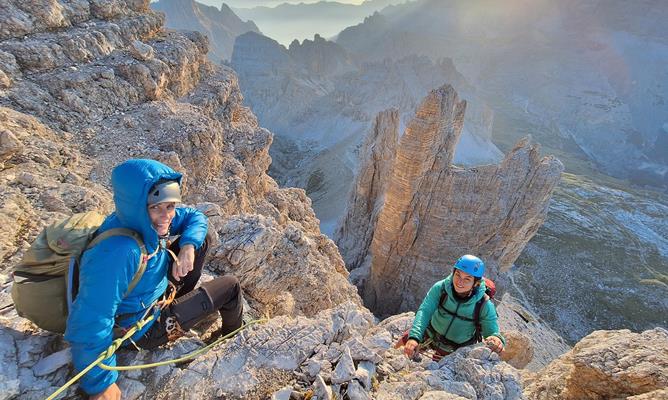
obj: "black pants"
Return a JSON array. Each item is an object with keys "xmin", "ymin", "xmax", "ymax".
[{"xmin": 136, "ymin": 235, "xmax": 243, "ymax": 349}]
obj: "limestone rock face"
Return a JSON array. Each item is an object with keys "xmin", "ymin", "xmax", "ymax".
[
  {"xmin": 0, "ymin": 0, "xmax": 362, "ymax": 396},
  {"xmin": 499, "ymin": 330, "xmax": 534, "ymax": 370},
  {"xmin": 337, "ymin": 85, "xmax": 563, "ymax": 316},
  {"xmin": 209, "ymin": 213, "xmax": 361, "ymax": 317},
  {"xmin": 496, "ymin": 295, "xmax": 570, "ymax": 371},
  {"xmin": 524, "ymin": 328, "xmax": 668, "ymax": 400},
  {"xmin": 335, "ymin": 109, "xmax": 399, "ymax": 272},
  {"xmin": 0, "ymin": 107, "xmax": 112, "ymax": 267},
  {"xmin": 0, "ymin": 0, "xmax": 358, "ymax": 327},
  {"xmin": 0, "ymin": 303, "xmax": 529, "ymax": 399}
]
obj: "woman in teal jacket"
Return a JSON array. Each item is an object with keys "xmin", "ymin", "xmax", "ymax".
[
  {"xmin": 404, "ymin": 255, "xmax": 505, "ymax": 359},
  {"xmin": 65, "ymin": 159, "xmax": 242, "ymax": 399}
]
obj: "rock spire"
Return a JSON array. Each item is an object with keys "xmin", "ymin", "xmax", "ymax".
[{"xmin": 336, "ymin": 85, "xmax": 564, "ymax": 316}]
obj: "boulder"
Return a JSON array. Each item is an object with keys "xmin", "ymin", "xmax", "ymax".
[{"xmin": 524, "ymin": 328, "xmax": 668, "ymax": 399}]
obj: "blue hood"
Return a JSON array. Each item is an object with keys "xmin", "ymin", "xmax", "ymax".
[{"xmin": 110, "ymin": 159, "xmax": 182, "ymax": 254}]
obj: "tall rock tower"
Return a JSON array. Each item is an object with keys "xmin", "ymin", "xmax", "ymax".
[{"xmin": 336, "ymin": 85, "xmax": 564, "ymax": 316}]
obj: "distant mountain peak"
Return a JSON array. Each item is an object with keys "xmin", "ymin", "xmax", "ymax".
[{"xmin": 152, "ymin": 0, "xmax": 260, "ymax": 62}]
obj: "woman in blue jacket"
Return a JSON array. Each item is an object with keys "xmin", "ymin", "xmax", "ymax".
[
  {"xmin": 65, "ymin": 159, "xmax": 242, "ymax": 399},
  {"xmin": 403, "ymin": 255, "xmax": 505, "ymax": 359}
]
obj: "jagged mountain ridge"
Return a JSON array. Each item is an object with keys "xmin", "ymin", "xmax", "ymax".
[
  {"xmin": 151, "ymin": 0, "xmax": 260, "ymax": 62},
  {"xmin": 232, "ymin": 0, "xmax": 407, "ymax": 45},
  {"xmin": 335, "ymin": 0, "xmax": 668, "ymax": 189},
  {"xmin": 231, "ymin": 31, "xmax": 503, "ymax": 233}
]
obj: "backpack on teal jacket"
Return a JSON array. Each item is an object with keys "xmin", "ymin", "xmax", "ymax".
[{"xmin": 11, "ymin": 211, "xmax": 147, "ymax": 333}]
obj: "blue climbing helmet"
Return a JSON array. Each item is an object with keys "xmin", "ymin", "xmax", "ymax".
[{"xmin": 454, "ymin": 254, "xmax": 485, "ymax": 278}]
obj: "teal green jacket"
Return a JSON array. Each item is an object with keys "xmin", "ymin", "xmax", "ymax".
[{"xmin": 409, "ymin": 274, "xmax": 505, "ymax": 350}]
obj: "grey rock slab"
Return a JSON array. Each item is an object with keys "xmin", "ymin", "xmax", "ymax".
[
  {"xmin": 339, "ymin": 307, "xmax": 375, "ymax": 339},
  {"xmin": 439, "ymin": 381, "xmax": 477, "ymax": 400},
  {"xmin": 324, "ymin": 342, "xmax": 342, "ymax": 363},
  {"xmin": 313, "ymin": 374, "xmax": 332, "ymax": 400},
  {"xmin": 347, "ymin": 380, "xmax": 372, "ymax": 400},
  {"xmin": 18, "ymin": 367, "xmax": 55, "ymax": 393},
  {"xmin": 17, "ymin": 334, "xmax": 51, "ymax": 367},
  {"xmin": 344, "ymin": 336, "xmax": 385, "ymax": 364},
  {"xmin": 0, "ymin": 327, "xmax": 19, "ymax": 377},
  {"xmin": 271, "ymin": 386, "xmax": 293, "ymax": 400},
  {"xmin": 420, "ymin": 391, "xmax": 469, "ymax": 400},
  {"xmin": 331, "ymin": 346, "xmax": 356, "ymax": 384},
  {"xmin": 363, "ymin": 329, "xmax": 393, "ymax": 353},
  {"xmin": 384, "ymin": 348, "xmax": 410, "ymax": 372},
  {"xmin": 0, "ymin": 378, "xmax": 20, "ymax": 400},
  {"xmin": 355, "ymin": 360, "xmax": 376, "ymax": 390},
  {"xmin": 130, "ymin": 39, "xmax": 154, "ymax": 61},
  {"xmin": 343, "ymin": 336, "xmax": 382, "ymax": 363},
  {"xmin": 305, "ymin": 358, "xmax": 322, "ymax": 377},
  {"xmin": 376, "ymin": 380, "xmax": 427, "ymax": 400},
  {"xmin": 0, "ymin": 329, "xmax": 20, "ymax": 400},
  {"xmin": 33, "ymin": 348, "xmax": 71, "ymax": 377},
  {"xmin": 117, "ymin": 377, "xmax": 146, "ymax": 400}
]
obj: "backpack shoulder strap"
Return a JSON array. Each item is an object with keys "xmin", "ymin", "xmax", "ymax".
[
  {"xmin": 86, "ymin": 228, "xmax": 148, "ymax": 297},
  {"xmin": 473, "ymin": 294, "xmax": 490, "ymax": 342},
  {"xmin": 439, "ymin": 282, "xmax": 448, "ymax": 309}
]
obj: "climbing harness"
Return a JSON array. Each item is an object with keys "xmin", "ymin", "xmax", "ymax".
[{"xmin": 44, "ymin": 236, "xmax": 255, "ymax": 399}]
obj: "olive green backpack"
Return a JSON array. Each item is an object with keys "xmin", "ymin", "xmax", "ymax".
[{"xmin": 11, "ymin": 211, "xmax": 147, "ymax": 333}]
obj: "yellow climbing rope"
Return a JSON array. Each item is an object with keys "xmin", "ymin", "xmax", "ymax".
[
  {"xmin": 44, "ymin": 318, "xmax": 266, "ymax": 400},
  {"xmin": 100, "ymin": 319, "xmax": 265, "ymax": 371}
]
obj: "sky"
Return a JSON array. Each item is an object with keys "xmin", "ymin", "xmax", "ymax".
[{"xmin": 198, "ymin": 0, "xmax": 366, "ymax": 7}]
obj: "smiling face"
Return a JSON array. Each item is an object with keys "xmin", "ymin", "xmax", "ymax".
[
  {"xmin": 452, "ymin": 268, "xmax": 476, "ymax": 295},
  {"xmin": 147, "ymin": 202, "xmax": 176, "ymax": 236}
]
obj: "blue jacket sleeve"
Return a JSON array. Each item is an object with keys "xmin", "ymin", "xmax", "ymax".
[
  {"xmin": 408, "ymin": 281, "xmax": 443, "ymax": 342},
  {"xmin": 170, "ymin": 207, "xmax": 208, "ymax": 249},
  {"xmin": 480, "ymin": 300, "xmax": 506, "ymax": 345},
  {"xmin": 64, "ymin": 237, "xmax": 139, "ymax": 395}
]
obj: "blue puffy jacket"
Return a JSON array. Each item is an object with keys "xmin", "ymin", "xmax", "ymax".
[{"xmin": 65, "ymin": 159, "xmax": 208, "ymax": 395}]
